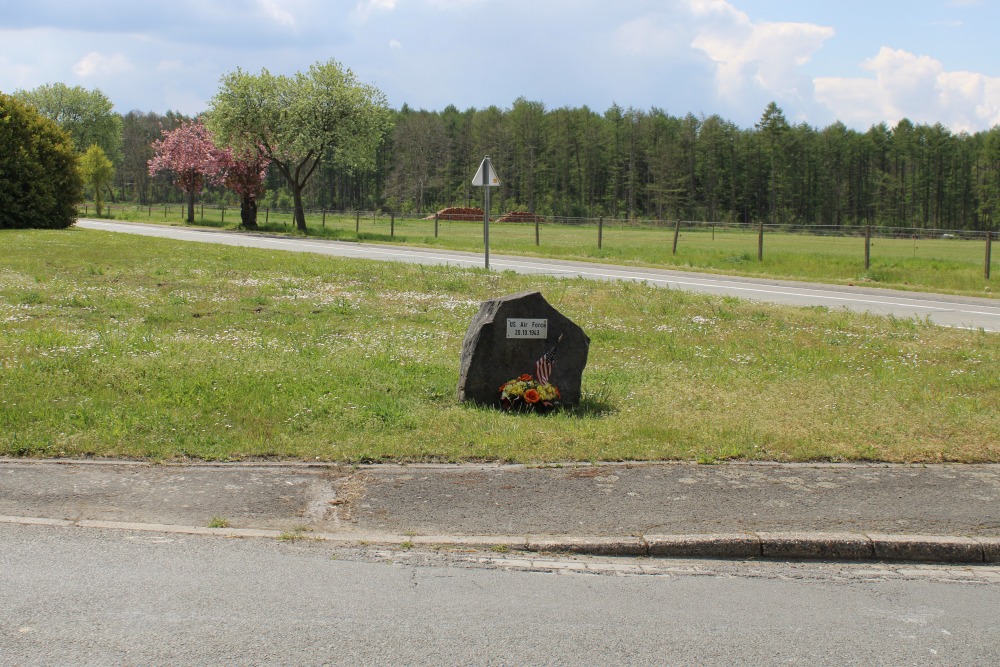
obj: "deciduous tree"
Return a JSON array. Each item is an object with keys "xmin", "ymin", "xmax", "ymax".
[
  {"xmin": 79, "ymin": 144, "xmax": 115, "ymax": 216},
  {"xmin": 207, "ymin": 59, "xmax": 392, "ymax": 231},
  {"xmin": 148, "ymin": 120, "xmax": 225, "ymax": 223},
  {"xmin": 14, "ymin": 83, "xmax": 123, "ymax": 163},
  {"xmin": 218, "ymin": 146, "xmax": 270, "ymax": 229}
]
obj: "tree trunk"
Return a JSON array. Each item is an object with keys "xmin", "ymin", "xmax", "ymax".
[
  {"xmin": 186, "ymin": 189, "xmax": 196, "ymax": 223},
  {"xmin": 292, "ymin": 186, "xmax": 307, "ymax": 232},
  {"xmin": 240, "ymin": 195, "xmax": 259, "ymax": 230}
]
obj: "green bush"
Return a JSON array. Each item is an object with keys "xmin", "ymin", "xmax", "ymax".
[{"xmin": 0, "ymin": 93, "xmax": 83, "ymax": 229}]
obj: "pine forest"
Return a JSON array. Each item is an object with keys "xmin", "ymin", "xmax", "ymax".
[{"xmin": 118, "ymin": 100, "xmax": 1000, "ymax": 232}]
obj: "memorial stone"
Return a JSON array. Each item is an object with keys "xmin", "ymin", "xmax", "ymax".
[{"xmin": 457, "ymin": 291, "xmax": 590, "ymax": 406}]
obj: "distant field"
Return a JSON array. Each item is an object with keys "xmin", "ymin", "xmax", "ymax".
[
  {"xmin": 2, "ymin": 228, "xmax": 997, "ymax": 463},
  {"xmin": 88, "ymin": 203, "xmax": 997, "ymax": 298}
]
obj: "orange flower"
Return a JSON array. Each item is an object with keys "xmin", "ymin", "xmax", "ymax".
[
  {"xmin": 519, "ymin": 374, "xmax": 532, "ymax": 382},
  {"xmin": 524, "ymin": 389, "xmax": 541, "ymax": 404}
]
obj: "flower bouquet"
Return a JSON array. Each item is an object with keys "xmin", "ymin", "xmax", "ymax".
[{"xmin": 499, "ymin": 374, "xmax": 560, "ymax": 413}]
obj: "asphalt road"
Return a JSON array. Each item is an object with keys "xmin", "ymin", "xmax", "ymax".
[
  {"xmin": 3, "ymin": 523, "xmax": 999, "ymax": 666},
  {"xmin": 76, "ymin": 219, "xmax": 1000, "ymax": 332}
]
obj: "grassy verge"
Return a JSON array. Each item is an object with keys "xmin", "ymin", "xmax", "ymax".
[
  {"xmin": 88, "ymin": 205, "xmax": 997, "ymax": 298},
  {"xmin": 2, "ymin": 228, "xmax": 998, "ymax": 463}
]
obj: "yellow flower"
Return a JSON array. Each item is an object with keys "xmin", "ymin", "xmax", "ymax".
[{"xmin": 537, "ymin": 384, "xmax": 559, "ymax": 401}]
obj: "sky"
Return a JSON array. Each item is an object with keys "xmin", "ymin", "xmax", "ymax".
[{"xmin": 1, "ymin": 0, "xmax": 998, "ymax": 132}]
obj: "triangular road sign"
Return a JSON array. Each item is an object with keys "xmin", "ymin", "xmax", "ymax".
[{"xmin": 472, "ymin": 157, "xmax": 501, "ymax": 187}]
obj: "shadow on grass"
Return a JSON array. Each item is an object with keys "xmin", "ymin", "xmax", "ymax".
[
  {"xmin": 461, "ymin": 395, "xmax": 618, "ymax": 419},
  {"xmin": 564, "ymin": 397, "xmax": 618, "ymax": 418}
]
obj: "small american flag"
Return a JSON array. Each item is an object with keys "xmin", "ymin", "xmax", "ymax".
[{"xmin": 534, "ymin": 334, "xmax": 563, "ymax": 385}]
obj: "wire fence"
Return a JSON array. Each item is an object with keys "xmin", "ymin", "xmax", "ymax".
[{"xmin": 79, "ymin": 203, "xmax": 996, "ymax": 280}]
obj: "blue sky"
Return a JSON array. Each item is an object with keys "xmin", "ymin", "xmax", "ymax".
[{"xmin": 1, "ymin": 0, "xmax": 997, "ymax": 131}]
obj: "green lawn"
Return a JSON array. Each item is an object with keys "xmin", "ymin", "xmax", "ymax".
[
  {"xmin": 3, "ymin": 228, "xmax": 997, "ymax": 463},
  {"xmin": 89, "ymin": 204, "xmax": 997, "ymax": 298}
]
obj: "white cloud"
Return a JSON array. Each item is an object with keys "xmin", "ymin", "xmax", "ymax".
[
  {"xmin": 613, "ymin": 16, "xmax": 686, "ymax": 58},
  {"xmin": 258, "ymin": 0, "xmax": 296, "ymax": 26},
  {"xmin": 71, "ymin": 52, "xmax": 134, "ymax": 77},
  {"xmin": 424, "ymin": 0, "xmax": 486, "ymax": 8},
  {"xmin": 4, "ymin": 0, "xmax": 997, "ymax": 131},
  {"xmin": 686, "ymin": 0, "xmax": 834, "ymax": 102},
  {"xmin": 814, "ymin": 47, "xmax": 1000, "ymax": 131},
  {"xmin": 356, "ymin": 0, "xmax": 483, "ymax": 18},
  {"xmin": 356, "ymin": 0, "xmax": 397, "ymax": 20}
]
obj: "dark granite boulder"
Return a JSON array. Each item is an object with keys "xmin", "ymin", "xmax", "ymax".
[{"xmin": 457, "ymin": 291, "xmax": 589, "ymax": 406}]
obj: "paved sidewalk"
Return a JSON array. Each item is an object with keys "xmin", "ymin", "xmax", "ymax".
[{"xmin": 3, "ymin": 459, "xmax": 999, "ymax": 562}]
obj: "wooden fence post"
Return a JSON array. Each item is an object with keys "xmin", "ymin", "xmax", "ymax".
[
  {"xmin": 322, "ymin": 209, "xmax": 326, "ymax": 229},
  {"xmin": 390, "ymin": 212, "xmax": 395, "ymax": 237},
  {"xmin": 758, "ymin": 221, "xmax": 764, "ymax": 261},
  {"xmin": 865, "ymin": 224, "xmax": 871, "ymax": 270},
  {"xmin": 672, "ymin": 219, "xmax": 681, "ymax": 255},
  {"xmin": 987, "ymin": 231, "xmax": 994, "ymax": 280},
  {"xmin": 535, "ymin": 217, "xmax": 540, "ymax": 246},
  {"xmin": 434, "ymin": 213, "xmax": 439, "ymax": 238},
  {"xmin": 598, "ymin": 216, "xmax": 603, "ymax": 249},
  {"xmin": 356, "ymin": 210, "xmax": 360, "ymax": 234}
]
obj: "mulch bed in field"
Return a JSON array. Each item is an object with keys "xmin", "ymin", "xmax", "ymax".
[
  {"xmin": 428, "ymin": 207, "xmax": 487, "ymax": 221},
  {"xmin": 496, "ymin": 211, "xmax": 546, "ymax": 223}
]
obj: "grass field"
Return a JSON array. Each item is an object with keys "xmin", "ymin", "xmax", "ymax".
[
  {"xmin": 2, "ymin": 228, "xmax": 998, "ymax": 463},
  {"xmin": 91, "ymin": 204, "xmax": 997, "ymax": 298}
]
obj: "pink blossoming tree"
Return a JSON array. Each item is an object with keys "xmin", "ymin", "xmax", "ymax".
[
  {"xmin": 148, "ymin": 120, "xmax": 224, "ymax": 223},
  {"xmin": 217, "ymin": 145, "xmax": 270, "ymax": 229}
]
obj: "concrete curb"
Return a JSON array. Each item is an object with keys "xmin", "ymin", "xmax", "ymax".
[{"xmin": 3, "ymin": 515, "xmax": 999, "ymax": 564}]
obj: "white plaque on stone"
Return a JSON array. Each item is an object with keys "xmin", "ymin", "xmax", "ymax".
[{"xmin": 506, "ymin": 318, "xmax": 548, "ymax": 339}]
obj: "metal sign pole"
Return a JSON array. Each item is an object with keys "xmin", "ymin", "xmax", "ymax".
[
  {"xmin": 484, "ymin": 157, "xmax": 491, "ymax": 270},
  {"xmin": 472, "ymin": 155, "xmax": 499, "ymax": 271}
]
